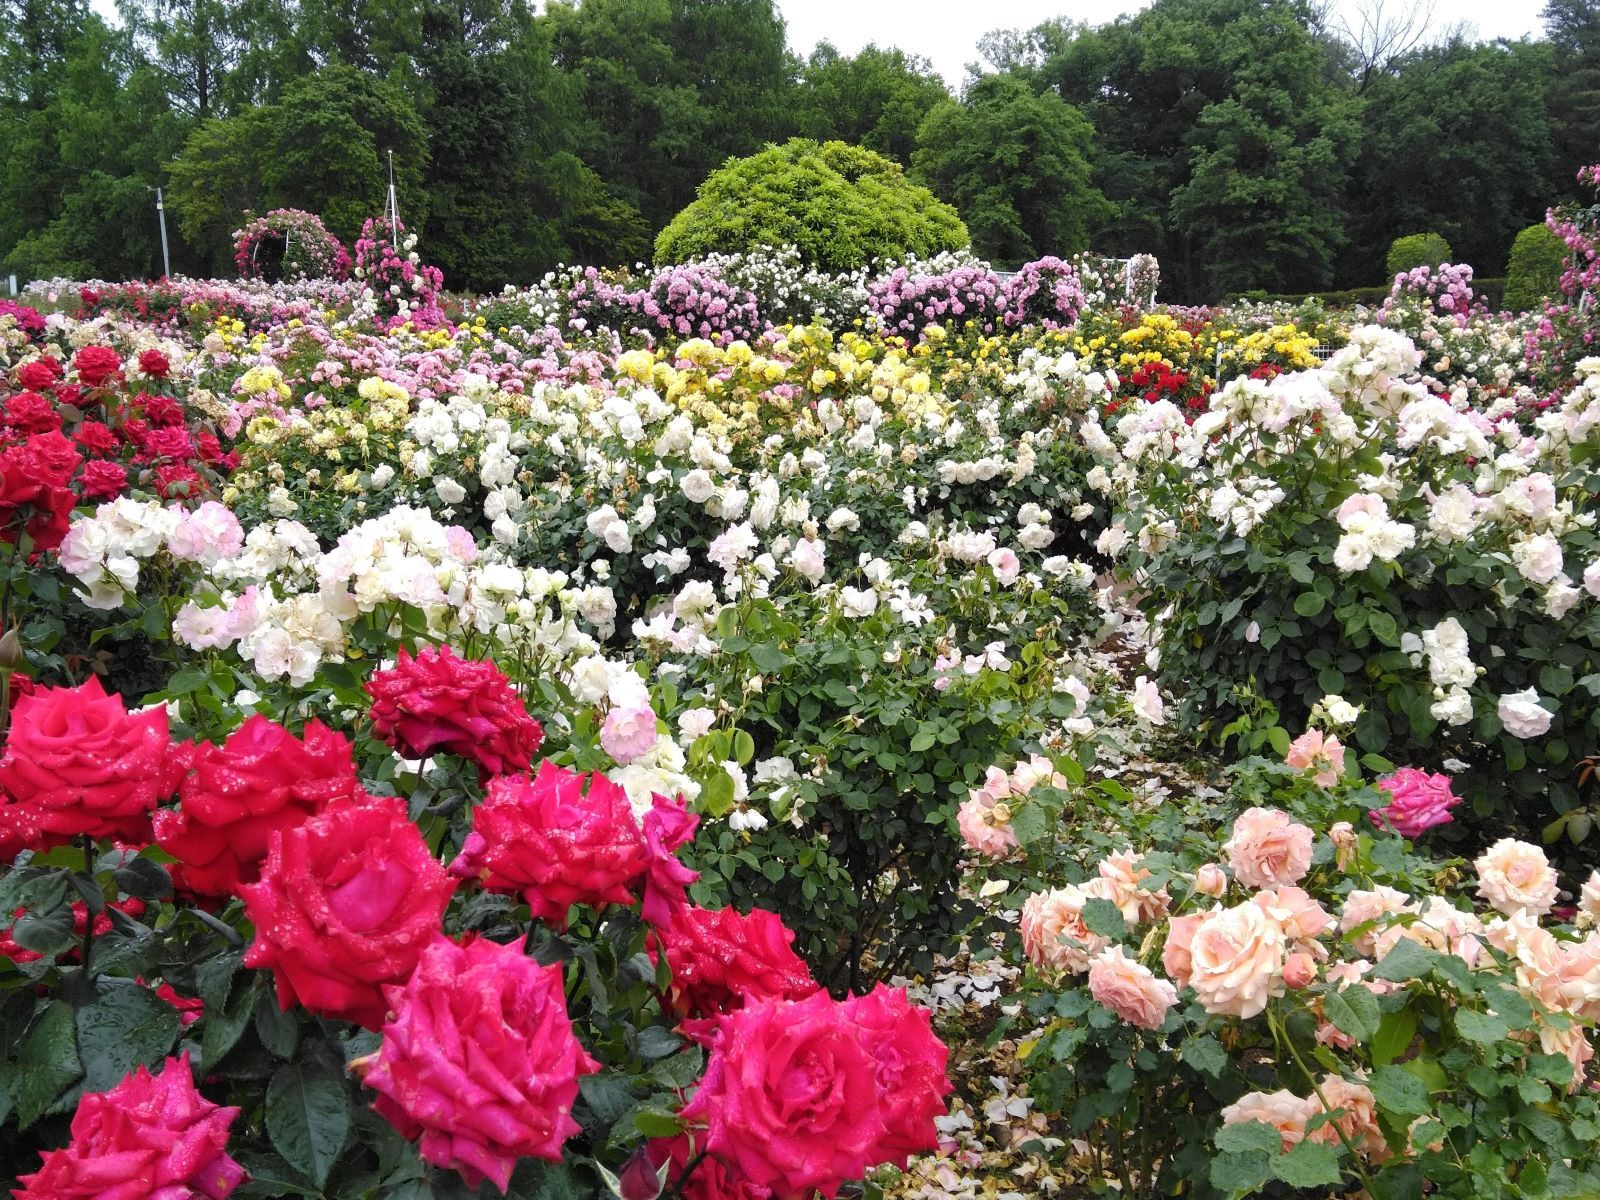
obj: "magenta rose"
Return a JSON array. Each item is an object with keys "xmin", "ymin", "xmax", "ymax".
[
  {"xmin": 839, "ymin": 984, "xmax": 952, "ymax": 1165},
  {"xmin": 1370, "ymin": 767, "xmax": 1460, "ymax": 839},
  {"xmin": 449, "ymin": 760, "xmax": 649, "ymax": 926},
  {"xmin": 653, "ymin": 905, "xmax": 819, "ymax": 1024},
  {"xmin": 241, "ymin": 795, "xmax": 455, "ymax": 1028},
  {"xmin": 677, "ymin": 991, "xmax": 893, "ymax": 1199},
  {"xmin": 365, "ymin": 645, "xmax": 543, "ymax": 778},
  {"xmin": 355, "ymin": 935, "xmax": 599, "ymax": 1192},
  {"xmin": 14, "ymin": 1053, "xmax": 246, "ymax": 1199},
  {"xmin": 0, "ymin": 676, "xmax": 179, "ymax": 848},
  {"xmin": 154, "ymin": 715, "xmax": 362, "ymax": 896}
]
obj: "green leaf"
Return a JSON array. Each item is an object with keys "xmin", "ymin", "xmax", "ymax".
[
  {"xmin": 1266, "ymin": 725, "xmax": 1292, "ymax": 756},
  {"xmin": 908, "ymin": 728, "xmax": 937, "ymax": 752},
  {"xmin": 1369, "ymin": 1064, "xmax": 1431, "ymax": 1118},
  {"xmin": 1210, "ymin": 1148, "xmax": 1272, "ymax": 1196},
  {"xmin": 1368, "ymin": 1163, "xmax": 1424, "ymax": 1200},
  {"xmin": 1008, "ymin": 802, "xmax": 1051, "ymax": 847},
  {"xmin": 76, "ymin": 979, "xmax": 183, "ymax": 1092},
  {"xmin": 1273, "ymin": 1140, "xmax": 1345, "ymax": 1188},
  {"xmin": 1372, "ymin": 1008, "xmax": 1417, "ymax": 1066},
  {"xmin": 112, "ymin": 857, "xmax": 173, "ymax": 902},
  {"xmin": 635, "ymin": 1026, "xmax": 683, "ymax": 1060},
  {"xmin": 12, "ymin": 903, "xmax": 76, "ymax": 956},
  {"xmin": 266, "ymin": 1063, "xmax": 350, "ymax": 1188},
  {"xmin": 1454, "ymin": 1008, "xmax": 1509, "ymax": 1045},
  {"xmin": 1079, "ymin": 897, "xmax": 1128, "ymax": 939},
  {"xmin": 633, "ymin": 1107, "xmax": 682, "ymax": 1138},
  {"xmin": 1180, "ymin": 1033, "xmax": 1229, "ymax": 1077},
  {"xmin": 254, "ymin": 989, "xmax": 300, "ymax": 1060},
  {"xmin": 1215, "ymin": 1121, "xmax": 1283, "ymax": 1156},
  {"xmin": 15, "ymin": 1001, "xmax": 83, "ymax": 1128},
  {"xmin": 1323, "ymin": 983, "xmax": 1380, "ymax": 1043},
  {"xmin": 1368, "ymin": 611, "xmax": 1399, "ymax": 645},
  {"xmin": 1293, "ymin": 591, "xmax": 1326, "ymax": 617},
  {"xmin": 1370, "ymin": 938, "xmax": 1441, "ymax": 982},
  {"xmin": 202, "ymin": 980, "xmax": 257, "ymax": 1070},
  {"xmin": 731, "ymin": 729, "xmax": 755, "ymax": 765},
  {"xmin": 747, "ymin": 642, "xmax": 789, "ymax": 673}
]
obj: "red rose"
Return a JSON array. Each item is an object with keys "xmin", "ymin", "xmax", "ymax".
[
  {"xmin": 138, "ymin": 425, "xmax": 197, "ymax": 462},
  {"xmin": 140, "ymin": 394, "xmax": 185, "ymax": 427},
  {"xmin": 653, "ymin": 906, "xmax": 818, "ymax": 1025},
  {"xmin": 839, "ymin": 984, "xmax": 950, "ymax": 1165},
  {"xmin": 154, "ymin": 982, "xmax": 205, "ymax": 1026},
  {"xmin": 14, "ymin": 1053, "xmax": 246, "ymax": 1200},
  {"xmin": 0, "ymin": 434, "xmax": 81, "ymax": 550},
  {"xmin": 366, "ymin": 645, "xmax": 543, "ymax": 777},
  {"xmin": 78, "ymin": 460, "xmax": 128, "ymax": 500},
  {"xmin": 53, "ymin": 382, "xmax": 86, "ymax": 409},
  {"xmin": 22, "ymin": 430, "xmax": 82, "ymax": 485},
  {"xmin": 72, "ymin": 345, "xmax": 122, "ymax": 388},
  {"xmin": 154, "ymin": 715, "xmax": 361, "ymax": 896},
  {"xmin": 0, "ymin": 898, "xmax": 148, "ymax": 965},
  {"xmin": 678, "ymin": 991, "xmax": 891, "ymax": 1199},
  {"xmin": 74, "ymin": 420, "xmax": 119, "ymax": 455},
  {"xmin": 137, "ymin": 349, "xmax": 171, "ymax": 378},
  {"xmin": 15, "ymin": 358, "xmax": 62, "ymax": 391},
  {"xmin": 0, "ymin": 677, "xmax": 178, "ymax": 847},
  {"xmin": 154, "ymin": 462, "xmax": 202, "ymax": 498},
  {"xmin": 639, "ymin": 790, "xmax": 699, "ymax": 927},
  {"xmin": 449, "ymin": 760, "xmax": 648, "ymax": 926},
  {"xmin": 355, "ymin": 936, "xmax": 598, "ymax": 1192},
  {"xmin": 241, "ymin": 795, "xmax": 455, "ymax": 1028},
  {"xmin": 197, "ymin": 431, "xmax": 229, "ymax": 464},
  {"xmin": 4, "ymin": 392, "xmax": 61, "ymax": 434}
]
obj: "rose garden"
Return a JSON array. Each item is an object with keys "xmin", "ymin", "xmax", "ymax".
[{"xmin": 1, "ymin": 41, "xmax": 1600, "ymax": 1198}]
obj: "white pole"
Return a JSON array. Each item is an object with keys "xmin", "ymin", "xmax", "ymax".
[
  {"xmin": 386, "ymin": 150, "xmax": 399, "ymax": 250},
  {"xmin": 153, "ymin": 186, "xmax": 171, "ymax": 278}
]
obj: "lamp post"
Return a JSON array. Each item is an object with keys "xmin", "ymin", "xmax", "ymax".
[
  {"xmin": 386, "ymin": 150, "xmax": 400, "ymax": 250},
  {"xmin": 148, "ymin": 186, "xmax": 172, "ymax": 279}
]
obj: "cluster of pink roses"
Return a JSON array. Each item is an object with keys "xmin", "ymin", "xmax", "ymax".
[
  {"xmin": 2, "ymin": 645, "xmax": 952, "ymax": 1197},
  {"xmin": 956, "ymin": 754, "xmax": 1068, "ymax": 858}
]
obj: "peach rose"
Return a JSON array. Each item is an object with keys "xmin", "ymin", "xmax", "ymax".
[
  {"xmin": 1163, "ymin": 913, "xmax": 1202, "ymax": 988},
  {"xmin": 1284, "ymin": 729, "xmax": 1345, "ymax": 787},
  {"xmin": 1538, "ymin": 1022, "xmax": 1595, "ymax": 1093},
  {"xmin": 1097, "ymin": 849, "xmax": 1170, "ymax": 924},
  {"xmin": 1194, "ymin": 863, "xmax": 1228, "ymax": 898},
  {"xmin": 1284, "ymin": 952, "xmax": 1318, "ymax": 989},
  {"xmin": 1223, "ymin": 807, "xmax": 1314, "ymax": 889},
  {"xmin": 1252, "ymin": 885, "xmax": 1333, "ymax": 948},
  {"xmin": 1374, "ymin": 896, "xmax": 1484, "ymax": 967},
  {"xmin": 1338, "ymin": 886, "xmax": 1415, "ymax": 956},
  {"xmin": 1556, "ymin": 934, "xmax": 1600, "ymax": 1021},
  {"xmin": 1308, "ymin": 1075, "xmax": 1387, "ymax": 1159},
  {"xmin": 956, "ymin": 794, "xmax": 1018, "ymax": 859},
  {"xmin": 1188, "ymin": 902, "xmax": 1287, "ymax": 1018},
  {"xmin": 1220, "ymin": 1090, "xmax": 1314, "ymax": 1152},
  {"xmin": 1580, "ymin": 870, "xmax": 1600, "ymax": 930},
  {"xmin": 1476, "ymin": 838, "xmax": 1559, "ymax": 917},
  {"xmin": 1020, "ymin": 882, "xmax": 1112, "ymax": 974},
  {"xmin": 1087, "ymin": 946, "xmax": 1178, "ymax": 1030},
  {"xmin": 1329, "ymin": 821, "xmax": 1357, "ymax": 872}
]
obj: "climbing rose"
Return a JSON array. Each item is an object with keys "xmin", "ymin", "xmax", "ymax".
[
  {"xmin": 241, "ymin": 795, "xmax": 455, "ymax": 1028},
  {"xmin": 449, "ymin": 760, "xmax": 648, "ymax": 926},
  {"xmin": 355, "ymin": 936, "xmax": 598, "ymax": 1192},
  {"xmin": 653, "ymin": 905, "xmax": 818, "ymax": 1023},
  {"xmin": 1370, "ymin": 767, "xmax": 1460, "ymax": 839},
  {"xmin": 14, "ymin": 1054, "xmax": 246, "ymax": 1199},
  {"xmin": 0, "ymin": 676, "xmax": 179, "ymax": 848},
  {"xmin": 154, "ymin": 716, "xmax": 361, "ymax": 896},
  {"xmin": 365, "ymin": 645, "xmax": 542, "ymax": 777}
]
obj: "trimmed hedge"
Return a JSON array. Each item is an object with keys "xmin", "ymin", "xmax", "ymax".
[
  {"xmin": 654, "ymin": 139, "xmax": 969, "ymax": 274},
  {"xmin": 1385, "ymin": 232, "xmax": 1453, "ymax": 278},
  {"xmin": 1503, "ymin": 224, "xmax": 1568, "ymax": 311},
  {"xmin": 1234, "ymin": 277, "xmax": 1507, "ymax": 311}
]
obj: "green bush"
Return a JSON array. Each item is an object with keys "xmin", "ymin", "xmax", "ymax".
[
  {"xmin": 1503, "ymin": 223, "xmax": 1568, "ymax": 311},
  {"xmin": 1385, "ymin": 232, "xmax": 1452, "ymax": 280},
  {"xmin": 653, "ymin": 138, "xmax": 969, "ymax": 273}
]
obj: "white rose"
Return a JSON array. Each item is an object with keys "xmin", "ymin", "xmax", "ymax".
[{"xmin": 1497, "ymin": 688, "xmax": 1553, "ymax": 738}]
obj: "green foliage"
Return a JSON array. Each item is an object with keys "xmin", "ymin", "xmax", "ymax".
[
  {"xmin": 794, "ymin": 41, "xmax": 950, "ymax": 166},
  {"xmin": 1504, "ymin": 223, "xmax": 1569, "ymax": 309},
  {"xmin": 654, "ymin": 139, "xmax": 969, "ymax": 274},
  {"xmin": 1385, "ymin": 232, "xmax": 1454, "ymax": 279},
  {"xmin": 912, "ymin": 74, "xmax": 1111, "ymax": 268}
]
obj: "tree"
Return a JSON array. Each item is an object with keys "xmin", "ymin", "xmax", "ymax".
[
  {"xmin": 1543, "ymin": 0, "xmax": 1600, "ymax": 184},
  {"xmin": 654, "ymin": 139, "xmax": 968, "ymax": 272},
  {"xmin": 1343, "ymin": 39, "xmax": 1555, "ymax": 280},
  {"xmin": 546, "ymin": 0, "xmax": 795, "ymax": 231},
  {"xmin": 913, "ymin": 74, "xmax": 1111, "ymax": 267},
  {"xmin": 792, "ymin": 42, "xmax": 949, "ymax": 165}
]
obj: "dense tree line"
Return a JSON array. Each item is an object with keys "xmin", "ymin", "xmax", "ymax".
[{"xmin": 1, "ymin": 0, "xmax": 1595, "ymax": 299}]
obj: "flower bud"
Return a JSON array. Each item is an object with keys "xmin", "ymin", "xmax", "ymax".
[
  {"xmin": 0, "ymin": 627, "xmax": 23, "ymax": 671},
  {"xmin": 1283, "ymin": 951, "xmax": 1318, "ymax": 990},
  {"xmin": 1194, "ymin": 863, "xmax": 1227, "ymax": 897}
]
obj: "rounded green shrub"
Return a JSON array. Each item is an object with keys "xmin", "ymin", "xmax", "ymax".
[
  {"xmin": 654, "ymin": 138, "xmax": 969, "ymax": 273},
  {"xmin": 1503, "ymin": 223, "xmax": 1568, "ymax": 311},
  {"xmin": 1385, "ymin": 232, "xmax": 1453, "ymax": 279}
]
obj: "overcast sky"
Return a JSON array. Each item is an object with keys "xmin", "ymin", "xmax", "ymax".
[{"xmin": 777, "ymin": 0, "xmax": 1550, "ymax": 88}]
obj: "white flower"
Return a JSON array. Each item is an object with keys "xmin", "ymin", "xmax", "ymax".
[
  {"xmin": 1333, "ymin": 533, "xmax": 1374, "ymax": 572},
  {"xmin": 826, "ymin": 506, "xmax": 860, "ymax": 534},
  {"xmin": 1498, "ymin": 688, "xmax": 1553, "ymax": 738},
  {"xmin": 789, "ymin": 537, "xmax": 826, "ymax": 584},
  {"xmin": 1131, "ymin": 676, "xmax": 1165, "ymax": 725},
  {"xmin": 1511, "ymin": 534, "xmax": 1564, "ymax": 586},
  {"xmin": 680, "ymin": 468, "xmax": 716, "ymax": 504},
  {"xmin": 677, "ymin": 707, "xmax": 716, "ymax": 742},
  {"xmin": 840, "ymin": 586, "xmax": 878, "ymax": 618},
  {"xmin": 370, "ymin": 464, "xmax": 396, "ymax": 488},
  {"xmin": 434, "ymin": 477, "xmax": 467, "ymax": 505}
]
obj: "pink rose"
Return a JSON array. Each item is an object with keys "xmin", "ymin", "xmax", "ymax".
[
  {"xmin": 1476, "ymin": 838, "xmax": 1559, "ymax": 917},
  {"xmin": 956, "ymin": 794, "xmax": 1018, "ymax": 858},
  {"xmin": 14, "ymin": 1054, "xmax": 246, "ymax": 1199},
  {"xmin": 1222, "ymin": 807, "xmax": 1314, "ymax": 889},
  {"xmin": 1087, "ymin": 946, "xmax": 1178, "ymax": 1030},
  {"xmin": 1307, "ymin": 1075, "xmax": 1387, "ymax": 1159},
  {"xmin": 1020, "ymin": 882, "xmax": 1112, "ymax": 974},
  {"xmin": 1339, "ymin": 886, "xmax": 1415, "ymax": 955},
  {"xmin": 1187, "ymin": 901, "xmax": 1287, "ymax": 1018},
  {"xmin": 986, "ymin": 547, "xmax": 1020, "ymax": 585},
  {"xmin": 1097, "ymin": 849, "xmax": 1170, "ymax": 924},
  {"xmin": 1194, "ymin": 863, "xmax": 1228, "ymax": 898},
  {"xmin": 1220, "ymin": 1089, "xmax": 1313, "ymax": 1152},
  {"xmin": 1283, "ymin": 951, "xmax": 1318, "ymax": 989},
  {"xmin": 1283, "ymin": 729, "xmax": 1344, "ymax": 787},
  {"xmin": 1370, "ymin": 768, "xmax": 1460, "ymax": 839},
  {"xmin": 841, "ymin": 984, "xmax": 952, "ymax": 1165},
  {"xmin": 602, "ymin": 703, "xmax": 660, "ymax": 764},
  {"xmin": 356, "ymin": 936, "xmax": 599, "ymax": 1191},
  {"xmin": 1251, "ymin": 885, "xmax": 1333, "ymax": 947},
  {"xmin": 1163, "ymin": 913, "xmax": 1202, "ymax": 987}
]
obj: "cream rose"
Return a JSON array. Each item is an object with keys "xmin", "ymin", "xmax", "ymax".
[
  {"xmin": 1476, "ymin": 837, "xmax": 1559, "ymax": 917},
  {"xmin": 1188, "ymin": 901, "xmax": 1287, "ymax": 1018}
]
